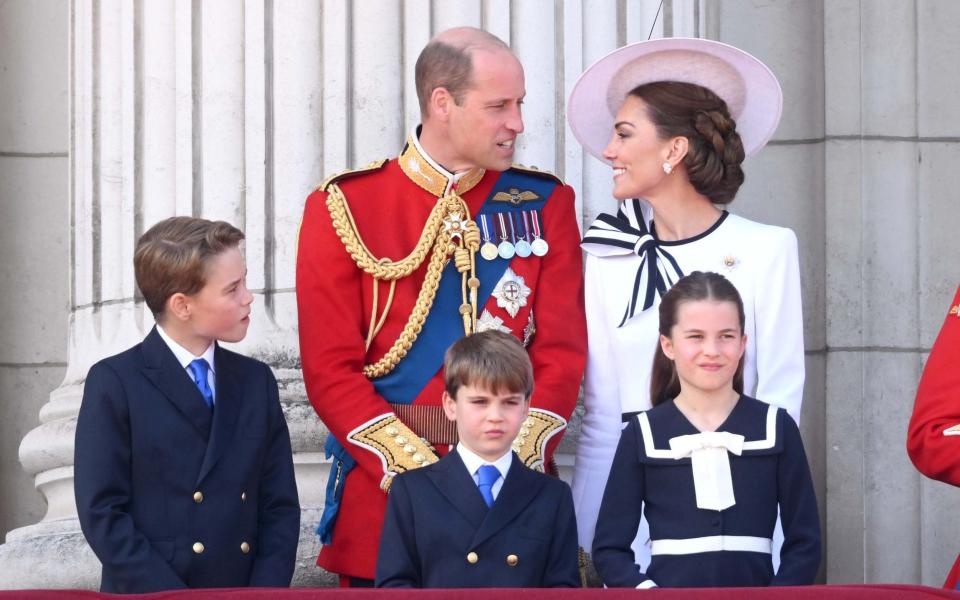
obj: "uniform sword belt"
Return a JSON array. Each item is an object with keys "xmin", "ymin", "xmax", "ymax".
[{"xmin": 389, "ymin": 403, "xmax": 458, "ymax": 446}]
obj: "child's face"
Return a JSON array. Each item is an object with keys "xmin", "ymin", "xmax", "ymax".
[
  {"xmin": 183, "ymin": 246, "xmax": 253, "ymax": 344},
  {"xmin": 442, "ymin": 382, "xmax": 530, "ymax": 462},
  {"xmin": 659, "ymin": 299, "xmax": 746, "ymax": 397}
]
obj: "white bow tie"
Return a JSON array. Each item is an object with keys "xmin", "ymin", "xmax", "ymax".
[{"xmin": 669, "ymin": 431, "xmax": 745, "ymax": 511}]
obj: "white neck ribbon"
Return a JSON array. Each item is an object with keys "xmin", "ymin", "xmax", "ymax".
[{"xmin": 669, "ymin": 431, "xmax": 745, "ymax": 511}]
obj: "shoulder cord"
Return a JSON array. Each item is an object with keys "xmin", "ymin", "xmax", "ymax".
[{"xmin": 324, "ymin": 183, "xmax": 480, "ymax": 378}]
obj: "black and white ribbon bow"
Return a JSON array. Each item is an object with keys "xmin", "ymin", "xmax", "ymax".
[{"xmin": 581, "ymin": 199, "xmax": 684, "ymax": 327}]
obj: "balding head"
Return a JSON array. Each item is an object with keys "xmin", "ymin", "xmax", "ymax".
[{"xmin": 415, "ymin": 27, "xmax": 513, "ymax": 119}]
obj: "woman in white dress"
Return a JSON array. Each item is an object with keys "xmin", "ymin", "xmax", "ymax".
[{"xmin": 567, "ymin": 38, "xmax": 805, "ymax": 567}]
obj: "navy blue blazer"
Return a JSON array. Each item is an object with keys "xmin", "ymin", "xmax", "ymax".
[
  {"xmin": 74, "ymin": 327, "xmax": 300, "ymax": 593},
  {"xmin": 375, "ymin": 450, "xmax": 580, "ymax": 588}
]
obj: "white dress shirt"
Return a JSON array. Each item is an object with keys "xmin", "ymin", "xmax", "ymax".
[
  {"xmin": 156, "ymin": 325, "xmax": 217, "ymax": 402},
  {"xmin": 456, "ymin": 443, "xmax": 513, "ymax": 501}
]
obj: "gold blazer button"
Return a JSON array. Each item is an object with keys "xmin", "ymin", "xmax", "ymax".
[
  {"xmin": 193, "ymin": 491, "xmax": 203, "ymax": 503},
  {"xmin": 506, "ymin": 554, "xmax": 519, "ymax": 566},
  {"xmin": 241, "ymin": 491, "xmax": 247, "ymax": 502},
  {"xmin": 240, "ymin": 541, "xmax": 251, "ymax": 554},
  {"xmin": 192, "ymin": 542, "xmax": 205, "ymax": 554},
  {"xmin": 466, "ymin": 551, "xmax": 478, "ymax": 564}
]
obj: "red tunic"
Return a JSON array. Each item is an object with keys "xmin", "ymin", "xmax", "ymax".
[
  {"xmin": 906, "ymin": 285, "xmax": 960, "ymax": 588},
  {"xmin": 296, "ymin": 143, "xmax": 587, "ymax": 579}
]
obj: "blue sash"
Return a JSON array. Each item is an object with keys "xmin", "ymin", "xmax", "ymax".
[{"xmin": 317, "ymin": 169, "xmax": 557, "ymax": 543}]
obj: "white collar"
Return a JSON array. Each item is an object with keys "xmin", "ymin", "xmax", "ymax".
[
  {"xmin": 456, "ymin": 442, "xmax": 513, "ymax": 480},
  {"xmin": 156, "ymin": 324, "xmax": 216, "ymax": 373}
]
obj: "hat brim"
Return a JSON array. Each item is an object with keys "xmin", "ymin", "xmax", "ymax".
[{"xmin": 567, "ymin": 37, "xmax": 782, "ymax": 161}]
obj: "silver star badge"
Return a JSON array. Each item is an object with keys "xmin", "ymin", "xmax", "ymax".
[
  {"xmin": 492, "ymin": 267, "xmax": 530, "ymax": 318},
  {"xmin": 477, "ymin": 310, "xmax": 512, "ymax": 334}
]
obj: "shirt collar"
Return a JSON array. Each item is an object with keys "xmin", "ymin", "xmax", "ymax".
[
  {"xmin": 456, "ymin": 442, "xmax": 513, "ymax": 480},
  {"xmin": 398, "ymin": 127, "xmax": 486, "ymax": 197},
  {"xmin": 156, "ymin": 324, "xmax": 216, "ymax": 374}
]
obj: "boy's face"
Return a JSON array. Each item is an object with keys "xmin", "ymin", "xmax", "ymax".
[
  {"xmin": 183, "ymin": 246, "xmax": 253, "ymax": 344},
  {"xmin": 442, "ymin": 382, "xmax": 529, "ymax": 462}
]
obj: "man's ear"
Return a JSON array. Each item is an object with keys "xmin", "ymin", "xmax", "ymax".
[
  {"xmin": 441, "ymin": 390, "xmax": 457, "ymax": 422},
  {"xmin": 429, "ymin": 87, "xmax": 455, "ymax": 123}
]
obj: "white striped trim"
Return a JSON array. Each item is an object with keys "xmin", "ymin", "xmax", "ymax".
[
  {"xmin": 638, "ymin": 412, "xmax": 674, "ymax": 459},
  {"xmin": 638, "ymin": 405, "xmax": 779, "ymax": 458},
  {"xmin": 741, "ymin": 406, "xmax": 777, "ymax": 450},
  {"xmin": 636, "ymin": 579, "xmax": 658, "ymax": 589},
  {"xmin": 651, "ymin": 535, "xmax": 772, "ymax": 556}
]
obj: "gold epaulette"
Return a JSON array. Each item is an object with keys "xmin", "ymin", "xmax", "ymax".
[
  {"xmin": 511, "ymin": 408, "xmax": 567, "ymax": 472},
  {"xmin": 510, "ymin": 163, "xmax": 564, "ymax": 186},
  {"xmin": 317, "ymin": 159, "xmax": 389, "ymax": 192}
]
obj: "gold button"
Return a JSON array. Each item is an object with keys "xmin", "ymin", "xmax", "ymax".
[
  {"xmin": 404, "ymin": 444, "xmax": 416, "ymax": 454},
  {"xmin": 192, "ymin": 542, "xmax": 205, "ymax": 554},
  {"xmin": 193, "ymin": 491, "xmax": 203, "ymax": 503},
  {"xmin": 466, "ymin": 551, "xmax": 478, "ymax": 564},
  {"xmin": 386, "ymin": 425, "xmax": 399, "ymax": 436},
  {"xmin": 412, "ymin": 453, "xmax": 425, "ymax": 463},
  {"xmin": 240, "ymin": 541, "xmax": 250, "ymax": 554},
  {"xmin": 506, "ymin": 554, "xmax": 519, "ymax": 567},
  {"xmin": 241, "ymin": 491, "xmax": 247, "ymax": 502},
  {"xmin": 395, "ymin": 435, "xmax": 408, "ymax": 445}
]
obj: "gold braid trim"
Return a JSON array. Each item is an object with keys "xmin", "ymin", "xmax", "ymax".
[
  {"xmin": 511, "ymin": 408, "xmax": 567, "ymax": 472},
  {"xmin": 325, "ymin": 184, "xmax": 478, "ymax": 378}
]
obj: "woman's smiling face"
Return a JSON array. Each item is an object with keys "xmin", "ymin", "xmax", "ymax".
[{"xmin": 602, "ymin": 95, "xmax": 676, "ymax": 200}]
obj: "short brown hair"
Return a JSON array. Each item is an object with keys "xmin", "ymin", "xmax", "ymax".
[
  {"xmin": 629, "ymin": 81, "xmax": 746, "ymax": 205},
  {"xmin": 134, "ymin": 216, "xmax": 245, "ymax": 316},
  {"xmin": 443, "ymin": 331, "xmax": 534, "ymax": 399},
  {"xmin": 414, "ymin": 28, "xmax": 509, "ymax": 117}
]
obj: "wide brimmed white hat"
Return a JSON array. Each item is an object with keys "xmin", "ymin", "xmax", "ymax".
[{"xmin": 567, "ymin": 37, "xmax": 782, "ymax": 160}]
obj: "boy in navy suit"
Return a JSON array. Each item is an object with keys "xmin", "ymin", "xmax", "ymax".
[
  {"xmin": 375, "ymin": 331, "xmax": 580, "ymax": 588},
  {"xmin": 74, "ymin": 217, "xmax": 300, "ymax": 593}
]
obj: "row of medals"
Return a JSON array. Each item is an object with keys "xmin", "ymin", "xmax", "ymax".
[{"xmin": 477, "ymin": 209, "xmax": 549, "ymax": 261}]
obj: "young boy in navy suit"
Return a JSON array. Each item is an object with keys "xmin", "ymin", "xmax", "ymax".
[
  {"xmin": 74, "ymin": 217, "xmax": 300, "ymax": 593},
  {"xmin": 375, "ymin": 330, "xmax": 580, "ymax": 588}
]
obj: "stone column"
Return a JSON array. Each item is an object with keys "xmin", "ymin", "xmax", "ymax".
[{"xmin": 824, "ymin": 0, "xmax": 960, "ymax": 586}]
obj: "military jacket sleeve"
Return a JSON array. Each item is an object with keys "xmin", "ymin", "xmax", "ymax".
[{"xmin": 907, "ymin": 286, "xmax": 960, "ymax": 484}]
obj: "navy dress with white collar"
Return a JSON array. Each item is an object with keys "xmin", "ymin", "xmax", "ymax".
[{"xmin": 592, "ymin": 395, "xmax": 821, "ymax": 588}]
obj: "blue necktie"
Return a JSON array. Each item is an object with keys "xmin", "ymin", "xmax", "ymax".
[
  {"xmin": 187, "ymin": 358, "xmax": 214, "ymax": 411},
  {"xmin": 476, "ymin": 465, "xmax": 500, "ymax": 508}
]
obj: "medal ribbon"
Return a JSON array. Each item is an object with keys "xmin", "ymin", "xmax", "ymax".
[
  {"xmin": 497, "ymin": 213, "xmax": 509, "ymax": 242},
  {"xmin": 479, "ymin": 214, "xmax": 492, "ymax": 244},
  {"xmin": 529, "ymin": 209, "xmax": 543, "ymax": 239}
]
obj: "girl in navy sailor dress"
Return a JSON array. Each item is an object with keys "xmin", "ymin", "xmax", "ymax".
[{"xmin": 592, "ymin": 272, "xmax": 821, "ymax": 588}]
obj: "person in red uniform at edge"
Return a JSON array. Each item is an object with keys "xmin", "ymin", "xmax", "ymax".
[
  {"xmin": 907, "ymin": 285, "xmax": 960, "ymax": 589},
  {"xmin": 296, "ymin": 26, "xmax": 587, "ymax": 587}
]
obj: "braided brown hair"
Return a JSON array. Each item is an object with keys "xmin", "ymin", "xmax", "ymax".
[{"xmin": 628, "ymin": 81, "xmax": 746, "ymax": 204}]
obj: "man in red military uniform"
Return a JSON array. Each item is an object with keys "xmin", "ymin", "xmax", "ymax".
[
  {"xmin": 907, "ymin": 285, "xmax": 960, "ymax": 589},
  {"xmin": 296, "ymin": 26, "xmax": 587, "ymax": 586}
]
